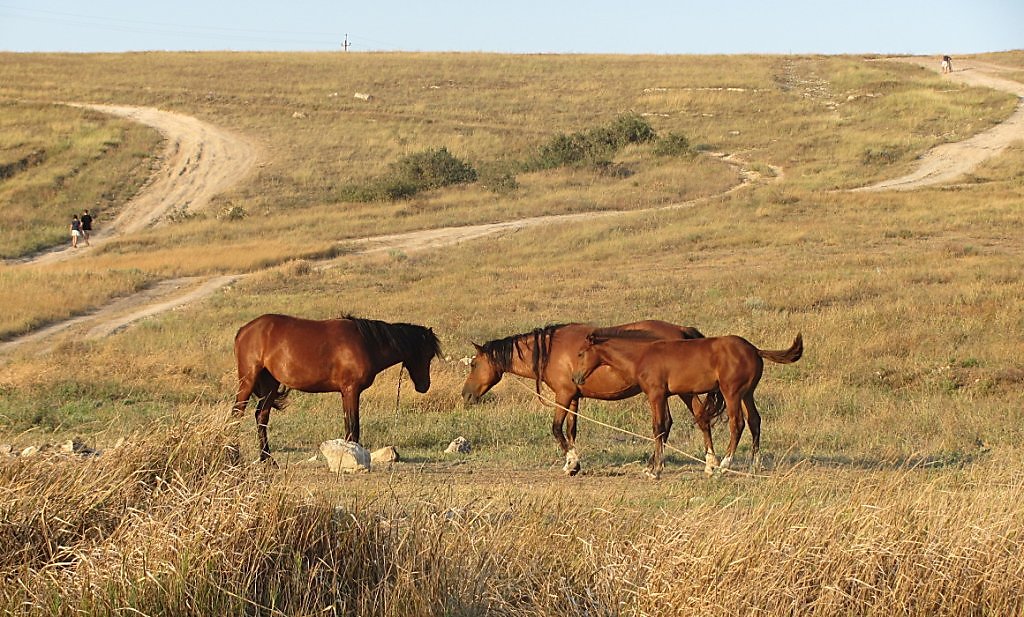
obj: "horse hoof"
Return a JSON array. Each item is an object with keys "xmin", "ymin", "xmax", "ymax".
[
  {"xmin": 644, "ymin": 469, "xmax": 661, "ymax": 480},
  {"xmin": 563, "ymin": 449, "xmax": 581, "ymax": 476}
]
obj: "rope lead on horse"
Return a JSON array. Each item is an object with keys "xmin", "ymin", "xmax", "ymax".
[{"xmin": 512, "ymin": 377, "xmax": 771, "ymax": 479}]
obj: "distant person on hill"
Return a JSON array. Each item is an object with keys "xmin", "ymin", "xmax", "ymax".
[
  {"xmin": 941, "ymin": 55, "xmax": 953, "ymax": 73},
  {"xmin": 70, "ymin": 214, "xmax": 82, "ymax": 248},
  {"xmin": 80, "ymin": 209, "xmax": 93, "ymax": 246}
]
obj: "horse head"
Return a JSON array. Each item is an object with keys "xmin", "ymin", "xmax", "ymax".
[
  {"xmin": 571, "ymin": 333, "xmax": 606, "ymax": 386},
  {"xmin": 461, "ymin": 343, "xmax": 503, "ymax": 404},
  {"xmin": 403, "ymin": 327, "xmax": 440, "ymax": 393}
]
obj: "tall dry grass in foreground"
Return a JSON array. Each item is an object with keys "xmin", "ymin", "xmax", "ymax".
[{"xmin": 2, "ymin": 410, "xmax": 1023, "ymax": 616}]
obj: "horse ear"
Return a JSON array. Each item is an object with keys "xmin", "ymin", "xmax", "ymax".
[{"xmin": 470, "ymin": 341, "xmax": 483, "ymax": 353}]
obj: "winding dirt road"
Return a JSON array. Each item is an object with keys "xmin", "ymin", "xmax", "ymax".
[
  {"xmin": 2, "ymin": 56, "xmax": 1021, "ymax": 359},
  {"xmin": 25, "ymin": 104, "xmax": 260, "ymax": 266},
  {"xmin": 854, "ymin": 57, "xmax": 1024, "ymax": 191}
]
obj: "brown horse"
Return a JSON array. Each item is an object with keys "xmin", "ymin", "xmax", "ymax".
[
  {"xmin": 461, "ymin": 320, "xmax": 721, "ymax": 475},
  {"xmin": 571, "ymin": 329, "xmax": 802, "ymax": 479},
  {"xmin": 232, "ymin": 314, "xmax": 442, "ymax": 461}
]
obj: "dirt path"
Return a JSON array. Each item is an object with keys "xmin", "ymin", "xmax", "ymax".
[
  {"xmin": 3, "ymin": 56, "xmax": 1020, "ymax": 358},
  {"xmin": 853, "ymin": 57, "xmax": 1024, "ymax": 192},
  {"xmin": 23, "ymin": 104, "xmax": 259, "ymax": 266},
  {"xmin": 0, "ymin": 275, "xmax": 240, "ymax": 357},
  {"xmin": 0, "ymin": 153, "xmax": 773, "ymax": 362}
]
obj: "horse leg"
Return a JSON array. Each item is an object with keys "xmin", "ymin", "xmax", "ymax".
[
  {"xmin": 342, "ymin": 388, "xmax": 362, "ymax": 444},
  {"xmin": 683, "ymin": 394, "xmax": 718, "ymax": 475},
  {"xmin": 550, "ymin": 397, "xmax": 570, "ymax": 453},
  {"xmin": 232, "ymin": 368, "xmax": 257, "ymax": 418},
  {"xmin": 743, "ymin": 393, "xmax": 762, "ymax": 472},
  {"xmin": 562, "ymin": 396, "xmax": 582, "ymax": 476},
  {"xmin": 255, "ymin": 387, "xmax": 279, "ymax": 463},
  {"xmin": 645, "ymin": 391, "xmax": 669, "ymax": 480},
  {"xmin": 719, "ymin": 392, "xmax": 745, "ymax": 473}
]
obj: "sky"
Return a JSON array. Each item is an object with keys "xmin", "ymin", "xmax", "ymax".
[{"xmin": 0, "ymin": 0, "xmax": 1021, "ymax": 55}]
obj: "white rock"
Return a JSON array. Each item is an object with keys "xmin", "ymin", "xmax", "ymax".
[
  {"xmin": 319, "ymin": 439, "xmax": 371, "ymax": 473},
  {"xmin": 444, "ymin": 436, "xmax": 471, "ymax": 454},
  {"xmin": 370, "ymin": 446, "xmax": 400, "ymax": 464}
]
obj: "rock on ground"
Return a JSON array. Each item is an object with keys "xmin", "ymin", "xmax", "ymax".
[
  {"xmin": 444, "ymin": 436, "xmax": 471, "ymax": 454},
  {"xmin": 371, "ymin": 446, "xmax": 400, "ymax": 464},
  {"xmin": 319, "ymin": 439, "xmax": 371, "ymax": 473}
]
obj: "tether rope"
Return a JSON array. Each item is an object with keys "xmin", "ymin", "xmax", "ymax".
[
  {"xmin": 512, "ymin": 377, "xmax": 773, "ymax": 479},
  {"xmin": 394, "ymin": 368, "xmax": 403, "ymax": 421}
]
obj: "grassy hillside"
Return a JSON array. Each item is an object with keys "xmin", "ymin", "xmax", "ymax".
[{"xmin": 0, "ymin": 52, "xmax": 1022, "ymax": 615}]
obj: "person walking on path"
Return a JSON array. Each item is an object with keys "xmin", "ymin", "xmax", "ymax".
[
  {"xmin": 80, "ymin": 209, "xmax": 93, "ymax": 246},
  {"xmin": 70, "ymin": 215, "xmax": 83, "ymax": 248}
]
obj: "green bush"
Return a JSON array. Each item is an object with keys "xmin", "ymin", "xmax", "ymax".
[
  {"xmin": 389, "ymin": 147, "xmax": 477, "ymax": 190},
  {"xmin": 654, "ymin": 132, "xmax": 693, "ymax": 157},
  {"xmin": 527, "ymin": 113, "xmax": 657, "ymax": 171},
  {"xmin": 478, "ymin": 161, "xmax": 520, "ymax": 195},
  {"xmin": 340, "ymin": 147, "xmax": 478, "ymax": 202}
]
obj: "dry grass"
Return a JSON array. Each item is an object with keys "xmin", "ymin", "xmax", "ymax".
[
  {"xmin": 1, "ymin": 51, "xmax": 1023, "ymax": 614},
  {"xmin": 2, "ymin": 409, "xmax": 1023, "ymax": 616}
]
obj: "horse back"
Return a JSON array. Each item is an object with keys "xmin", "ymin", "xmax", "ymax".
[
  {"xmin": 234, "ymin": 314, "xmax": 368, "ymax": 389},
  {"xmin": 624, "ymin": 320, "xmax": 704, "ymax": 340},
  {"xmin": 548, "ymin": 321, "xmax": 700, "ymax": 399},
  {"xmin": 642, "ymin": 336, "xmax": 763, "ymax": 394}
]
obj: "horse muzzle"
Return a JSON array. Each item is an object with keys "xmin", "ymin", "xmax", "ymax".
[
  {"xmin": 461, "ymin": 388, "xmax": 481, "ymax": 405},
  {"xmin": 571, "ymin": 371, "xmax": 587, "ymax": 386}
]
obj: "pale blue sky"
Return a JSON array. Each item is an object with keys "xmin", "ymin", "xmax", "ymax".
[{"xmin": 0, "ymin": 0, "xmax": 1020, "ymax": 55}]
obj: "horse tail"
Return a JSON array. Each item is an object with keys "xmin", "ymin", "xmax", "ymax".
[
  {"xmin": 253, "ymin": 370, "xmax": 290, "ymax": 411},
  {"xmin": 758, "ymin": 333, "xmax": 803, "ymax": 364}
]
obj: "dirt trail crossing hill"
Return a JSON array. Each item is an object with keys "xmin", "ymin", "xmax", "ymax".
[
  {"xmin": 2, "ymin": 57, "xmax": 1022, "ymax": 358},
  {"xmin": 854, "ymin": 57, "xmax": 1024, "ymax": 191},
  {"xmin": 26, "ymin": 104, "xmax": 260, "ymax": 266}
]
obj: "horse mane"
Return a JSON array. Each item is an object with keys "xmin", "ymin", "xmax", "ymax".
[
  {"xmin": 344, "ymin": 314, "xmax": 443, "ymax": 359},
  {"xmin": 479, "ymin": 323, "xmax": 572, "ymax": 392}
]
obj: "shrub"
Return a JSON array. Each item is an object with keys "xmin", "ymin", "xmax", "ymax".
[
  {"xmin": 654, "ymin": 132, "xmax": 693, "ymax": 157},
  {"xmin": 219, "ymin": 204, "xmax": 247, "ymax": 220},
  {"xmin": 389, "ymin": 147, "xmax": 477, "ymax": 190},
  {"xmin": 478, "ymin": 162, "xmax": 520, "ymax": 195},
  {"xmin": 862, "ymin": 145, "xmax": 907, "ymax": 166},
  {"xmin": 340, "ymin": 147, "xmax": 477, "ymax": 202},
  {"xmin": 527, "ymin": 113, "xmax": 657, "ymax": 171}
]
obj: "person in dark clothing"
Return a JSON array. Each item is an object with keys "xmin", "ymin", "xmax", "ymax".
[{"xmin": 80, "ymin": 209, "xmax": 93, "ymax": 246}]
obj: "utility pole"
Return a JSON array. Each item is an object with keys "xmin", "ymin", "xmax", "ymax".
[{"xmin": 342, "ymin": 34, "xmax": 350, "ymax": 51}]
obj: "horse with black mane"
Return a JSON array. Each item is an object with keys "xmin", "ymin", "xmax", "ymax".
[
  {"xmin": 461, "ymin": 320, "xmax": 722, "ymax": 475},
  {"xmin": 232, "ymin": 313, "xmax": 442, "ymax": 461},
  {"xmin": 572, "ymin": 328, "xmax": 802, "ymax": 479}
]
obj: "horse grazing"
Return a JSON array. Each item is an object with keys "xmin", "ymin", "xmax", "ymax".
[
  {"xmin": 461, "ymin": 320, "xmax": 721, "ymax": 475},
  {"xmin": 232, "ymin": 314, "xmax": 442, "ymax": 461},
  {"xmin": 572, "ymin": 330, "xmax": 802, "ymax": 479}
]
